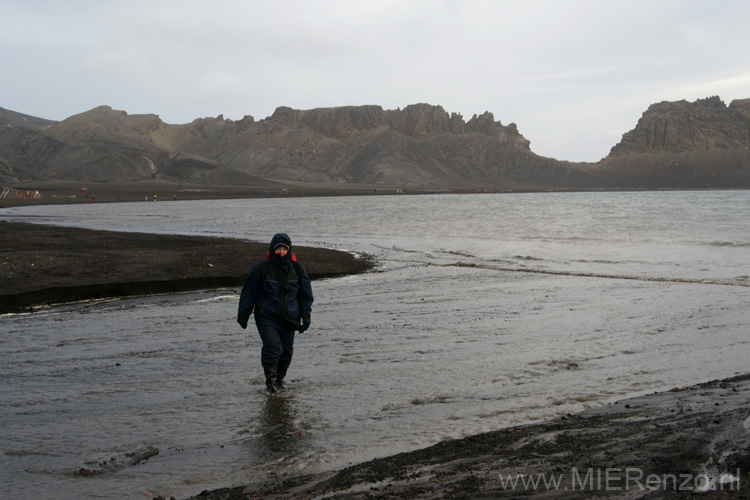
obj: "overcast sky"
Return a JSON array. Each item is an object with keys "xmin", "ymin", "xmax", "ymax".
[{"xmin": 2, "ymin": 0, "xmax": 750, "ymax": 162}]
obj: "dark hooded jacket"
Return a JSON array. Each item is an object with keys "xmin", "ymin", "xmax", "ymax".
[{"xmin": 237, "ymin": 233, "xmax": 314, "ymax": 329}]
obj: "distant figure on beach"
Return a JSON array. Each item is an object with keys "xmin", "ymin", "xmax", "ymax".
[
  {"xmin": 91, "ymin": 194, "xmax": 95, "ymax": 202},
  {"xmin": 154, "ymin": 194, "xmax": 157, "ymax": 202},
  {"xmin": 237, "ymin": 233, "xmax": 314, "ymax": 394}
]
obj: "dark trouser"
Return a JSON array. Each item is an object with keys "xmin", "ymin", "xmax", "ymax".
[{"xmin": 255, "ymin": 316, "xmax": 295, "ymax": 379}]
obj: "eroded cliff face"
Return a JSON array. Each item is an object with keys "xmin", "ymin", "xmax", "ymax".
[
  {"xmin": 253, "ymin": 104, "xmax": 529, "ymax": 142},
  {"xmin": 175, "ymin": 103, "xmax": 540, "ymax": 187},
  {"xmin": 589, "ymin": 97, "xmax": 750, "ymax": 189},
  {"xmin": 609, "ymin": 96, "xmax": 750, "ymax": 155}
]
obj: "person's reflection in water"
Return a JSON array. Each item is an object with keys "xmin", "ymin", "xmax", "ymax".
[{"xmin": 254, "ymin": 394, "xmax": 306, "ymax": 459}]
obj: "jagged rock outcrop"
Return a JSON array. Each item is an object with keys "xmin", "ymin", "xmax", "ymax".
[
  {"xmin": 1, "ymin": 98, "xmax": 749, "ymax": 189},
  {"xmin": 259, "ymin": 105, "xmax": 387, "ymax": 138},
  {"xmin": 595, "ymin": 97, "xmax": 750, "ymax": 188},
  {"xmin": 173, "ymin": 103, "xmax": 544, "ymax": 187},
  {"xmin": 609, "ymin": 96, "xmax": 750, "ymax": 155}
]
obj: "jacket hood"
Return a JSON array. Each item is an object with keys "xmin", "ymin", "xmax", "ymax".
[{"xmin": 268, "ymin": 233, "xmax": 293, "ymax": 257}]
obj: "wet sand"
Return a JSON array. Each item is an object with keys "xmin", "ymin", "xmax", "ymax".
[
  {"xmin": 191, "ymin": 374, "xmax": 750, "ymax": 499},
  {"xmin": 0, "ymin": 221, "xmax": 372, "ymax": 314}
]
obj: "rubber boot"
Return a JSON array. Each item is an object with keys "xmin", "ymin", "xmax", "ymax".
[
  {"xmin": 263, "ymin": 365, "xmax": 278, "ymax": 394},
  {"xmin": 276, "ymin": 368, "xmax": 287, "ymax": 390}
]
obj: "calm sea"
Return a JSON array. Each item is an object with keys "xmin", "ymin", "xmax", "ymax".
[{"xmin": 1, "ymin": 190, "xmax": 749, "ymax": 499}]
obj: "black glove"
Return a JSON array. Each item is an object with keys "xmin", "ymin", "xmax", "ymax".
[
  {"xmin": 298, "ymin": 316, "xmax": 311, "ymax": 333},
  {"xmin": 238, "ymin": 307, "xmax": 252, "ymax": 330}
]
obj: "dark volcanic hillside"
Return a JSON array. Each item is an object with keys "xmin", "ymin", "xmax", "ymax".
[
  {"xmin": 0, "ymin": 107, "xmax": 56, "ymax": 130},
  {"xmin": 0, "ymin": 106, "xmax": 267, "ymax": 186},
  {"xmin": 0, "ymin": 107, "xmax": 57, "ymax": 183},
  {"xmin": 1, "ymin": 97, "xmax": 749, "ymax": 190}
]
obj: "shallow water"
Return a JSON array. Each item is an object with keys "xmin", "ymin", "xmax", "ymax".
[{"xmin": 1, "ymin": 191, "xmax": 749, "ymax": 499}]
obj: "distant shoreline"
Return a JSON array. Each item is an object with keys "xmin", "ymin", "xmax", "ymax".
[{"xmin": 2, "ymin": 180, "xmax": 747, "ymax": 208}]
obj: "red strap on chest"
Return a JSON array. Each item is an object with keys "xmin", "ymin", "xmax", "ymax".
[{"xmin": 264, "ymin": 251, "xmax": 297, "ymax": 261}]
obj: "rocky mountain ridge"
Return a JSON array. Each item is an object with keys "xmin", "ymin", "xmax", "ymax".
[{"xmin": 1, "ymin": 96, "xmax": 749, "ymax": 190}]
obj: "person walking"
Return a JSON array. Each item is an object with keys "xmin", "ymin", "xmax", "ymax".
[{"xmin": 237, "ymin": 233, "xmax": 313, "ymax": 394}]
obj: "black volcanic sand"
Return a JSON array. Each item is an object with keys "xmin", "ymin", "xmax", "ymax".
[
  {"xmin": 191, "ymin": 375, "xmax": 750, "ymax": 500},
  {"xmin": 0, "ymin": 221, "xmax": 372, "ymax": 314}
]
